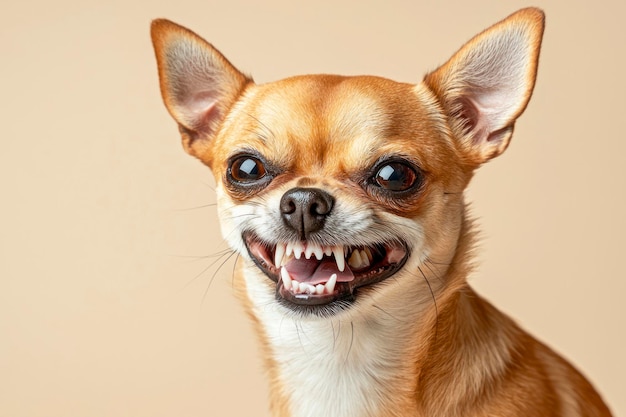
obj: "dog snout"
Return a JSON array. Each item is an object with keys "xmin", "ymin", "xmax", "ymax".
[{"xmin": 279, "ymin": 187, "xmax": 334, "ymax": 239}]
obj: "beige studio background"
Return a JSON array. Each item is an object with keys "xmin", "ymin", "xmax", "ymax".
[{"xmin": 1, "ymin": 0, "xmax": 624, "ymax": 416}]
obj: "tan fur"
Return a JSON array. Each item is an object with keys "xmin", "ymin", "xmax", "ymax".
[{"xmin": 151, "ymin": 8, "xmax": 612, "ymax": 417}]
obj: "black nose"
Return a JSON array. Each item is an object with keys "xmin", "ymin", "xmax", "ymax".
[{"xmin": 279, "ymin": 187, "xmax": 335, "ymax": 239}]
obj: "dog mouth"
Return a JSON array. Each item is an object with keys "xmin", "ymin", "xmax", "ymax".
[{"xmin": 244, "ymin": 234, "xmax": 409, "ymax": 308}]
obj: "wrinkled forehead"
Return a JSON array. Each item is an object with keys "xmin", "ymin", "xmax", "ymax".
[
  {"xmin": 215, "ymin": 75, "xmax": 448, "ymax": 174},
  {"xmin": 256, "ymin": 76, "xmax": 390, "ymax": 143}
]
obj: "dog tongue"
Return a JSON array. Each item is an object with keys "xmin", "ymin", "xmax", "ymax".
[{"xmin": 284, "ymin": 257, "xmax": 354, "ymax": 285}]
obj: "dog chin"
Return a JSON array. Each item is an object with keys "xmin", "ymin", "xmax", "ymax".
[{"xmin": 242, "ymin": 232, "xmax": 410, "ymax": 316}]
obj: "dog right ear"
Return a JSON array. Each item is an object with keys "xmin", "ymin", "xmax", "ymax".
[
  {"xmin": 151, "ymin": 19, "xmax": 251, "ymax": 160},
  {"xmin": 423, "ymin": 8, "xmax": 544, "ymax": 166}
]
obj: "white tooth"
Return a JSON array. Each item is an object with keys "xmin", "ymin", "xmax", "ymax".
[
  {"xmin": 280, "ymin": 267, "xmax": 292, "ymax": 288},
  {"xmin": 325, "ymin": 273, "xmax": 337, "ymax": 294},
  {"xmin": 308, "ymin": 284, "xmax": 317, "ymax": 294},
  {"xmin": 275, "ymin": 243, "xmax": 286, "ymax": 267},
  {"xmin": 313, "ymin": 245, "xmax": 324, "ymax": 260},
  {"xmin": 299, "ymin": 282, "xmax": 309, "ymax": 293},
  {"xmin": 360, "ymin": 249, "xmax": 370, "ymax": 267},
  {"xmin": 324, "ymin": 246, "xmax": 332, "ymax": 256},
  {"xmin": 332, "ymin": 246, "xmax": 345, "ymax": 272},
  {"xmin": 286, "ymin": 242, "xmax": 294, "ymax": 257},
  {"xmin": 348, "ymin": 250, "xmax": 362, "ymax": 269},
  {"xmin": 294, "ymin": 242, "xmax": 304, "ymax": 259},
  {"xmin": 316, "ymin": 284, "xmax": 325, "ymax": 294},
  {"xmin": 291, "ymin": 280, "xmax": 300, "ymax": 293},
  {"xmin": 304, "ymin": 244, "xmax": 314, "ymax": 259}
]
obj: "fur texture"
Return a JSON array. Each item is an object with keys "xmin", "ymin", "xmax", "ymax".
[{"xmin": 151, "ymin": 8, "xmax": 612, "ymax": 417}]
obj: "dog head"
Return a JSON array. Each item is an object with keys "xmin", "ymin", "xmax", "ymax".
[{"xmin": 151, "ymin": 9, "xmax": 544, "ymax": 318}]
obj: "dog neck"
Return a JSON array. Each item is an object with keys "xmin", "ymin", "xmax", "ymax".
[{"xmin": 236, "ymin": 214, "xmax": 515, "ymax": 417}]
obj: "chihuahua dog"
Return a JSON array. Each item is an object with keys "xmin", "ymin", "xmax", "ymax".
[{"xmin": 151, "ymin": 8, "xmax": 612, "ymax": 417}]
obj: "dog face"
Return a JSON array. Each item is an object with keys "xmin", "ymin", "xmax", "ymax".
[
  {"xmin": 213, "ymin": 76, "xmax": 469, "ymax": 316},
  {"xmin": 151, "ymin": 9, "xmax": 544, "ymax": 318}
]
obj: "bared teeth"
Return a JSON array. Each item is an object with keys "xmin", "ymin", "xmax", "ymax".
[
  {"xmin": 293, "ymin": 242, "xmax": 304, "ymax": 259},
  {"xmin": 276, "ymin": 242, "xmax": 345, "ymax": 272},
  {"xmin": 326, "ymin": 273, "xmax": 337, "ymax": 294},
  {"xmin": 360, "ymin": 249, "xmax": 371, "ymax": 267},
  {"xmin": 363, "ymin": 247, "xmax": 373, "ymax": 263},
  {"xmin": 280, "ymin": 266, "xmax": 338, "ymax": 296},
  {"xmin": 348, "ymin": 249, "xmax": 371, "ymax": 269},
  {"xmin": 348, "ymin": 250, "xmax": 362, "ymax": 269},
  {"xmin": 332, "ymin": 246, "xmax": 345, "ymax": 272},
  {"xmin": 280, "ymin": 266, "xmax": 292, "ymax": 288},
  {"xmin": 304, "ymin": 243, "xmax": 326, "ymax": 260},
  {"xmin": 275, "ymin": 241, "xmax": 355, "ymax": 278},
  {"xmin": 313, "ymin": 245, "xmax": 324, "ymax": 260},
  {"xmin": 275, "ymin": 243, "xmax": 286, "ymax": 267}
]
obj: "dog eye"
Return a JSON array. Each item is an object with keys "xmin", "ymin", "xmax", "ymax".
[
  {"xmin": 230, "ymin": 156, "xmax": 267, "ymax": 182},
  {"xmin": 373, "ymin": 162, "xmax": 418, "ymax": 191}
]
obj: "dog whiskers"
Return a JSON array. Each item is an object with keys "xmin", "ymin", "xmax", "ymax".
[
  {"xmin": 344, "ymin": 321, "xmax": 355, "ymax": 364},
  {"xmin": 201, "ymin": 250, "xmax": 239, "ymax": 307},
  {"xmin": 424, "ymin": 256, "xmax": 452, "ymax": 267},
  {"xmin": 200, "ymin": 181, "xmax": 216, "ymax": 192},
  {"xmin": 244, "ymin": 111, "xmax": 277, "ymax": 143},
  {"xmin": 219, "ymin": 213, "xmax": 258, "ymax": 222},
  {"xmin": 417, "ymin": 266, "xmax": 439, "ymax": 341},
  {"xmin": 372, "ymin": 304, "xmax": 401, "ymax": 322},
  {"xmin": 330, "ymin": 320, "xmax": 338, "ymax": 352},
  {"xmin": 173, "ymin": 203, "xmax": 217, "ymax": 211},
  {"xmin": 170, "ymin": 250, "xmax": 235, "ymax": 308},
  {"xmin": 423, "ymin": 259, "xmax": 445, "ymax": 284},
  {"xmin": 169, "ymin": 249, "xmax": 233, "ymax": 262}
]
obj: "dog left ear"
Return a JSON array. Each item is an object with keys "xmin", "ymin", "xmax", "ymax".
[
  {"xmin": 151, "ymin": 19, "xmax": 251, "ymax": 160},
  {"xmin": 423, "ymin": 8, "xmax": 545, "ymax": 165}
]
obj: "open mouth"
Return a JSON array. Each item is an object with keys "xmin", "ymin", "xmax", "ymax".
[{"xmin": 244, "ymin": 234, "xmax": 409, "ymax": 308}]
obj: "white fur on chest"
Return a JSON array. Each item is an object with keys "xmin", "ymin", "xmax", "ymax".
[{"xmin": 244, "ymin": 269, "xmax": 425, "ymax": 417}]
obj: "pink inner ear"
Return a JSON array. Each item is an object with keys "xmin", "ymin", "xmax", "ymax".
[
  {"xmin": 179, "ymin": 91, "xmax": 219, "ymax": 130},
  {"xmin": 187, "ymin": 91, "xmax": 218, "ymax": 113},
  {"xmin": 454, "ymin": 86, "xmax": 521, "ymax": 147},
  {"xmin": 454, "ymin": 97, "xmax": 489, "ymax": 144}
]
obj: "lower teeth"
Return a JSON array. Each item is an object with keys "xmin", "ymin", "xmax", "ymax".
[{"xmin": 281, "ymin": 267, "xmax": 337, "ymax": 295}]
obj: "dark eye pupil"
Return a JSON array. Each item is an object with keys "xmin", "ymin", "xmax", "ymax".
[
  {"xmin": 375, "ymin": 162, "xmax": 417, "ymax": 191},
  {"xmin": 231, "ymin": 157, "xmax": 266, "ymax": 182}
]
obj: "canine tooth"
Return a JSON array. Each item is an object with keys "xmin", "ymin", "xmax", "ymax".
[
  {"xmin": 293, "ymin": 242, "xmax": 304, "ymax": 259},
  {"xmin": 280, "ymin": 267, "xmax": 292, "ymax": 288},
  {"xmin": 275, "ymin": 243, "xmax": 286, "ymax": 267},
  {"xmin": 326, "ymin": 273, "xmax": 337, "ymax": 294},
  {"xmin": 316, "ymin": 284, "xmax": 325, "ymax": 294},
  {"xmin": 332, "ymin": 246, "xmax": 345, "ymax": 272},
  {"xmin": 348, "ymin": 250, "xmax": 362, "ymax": 269}
]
